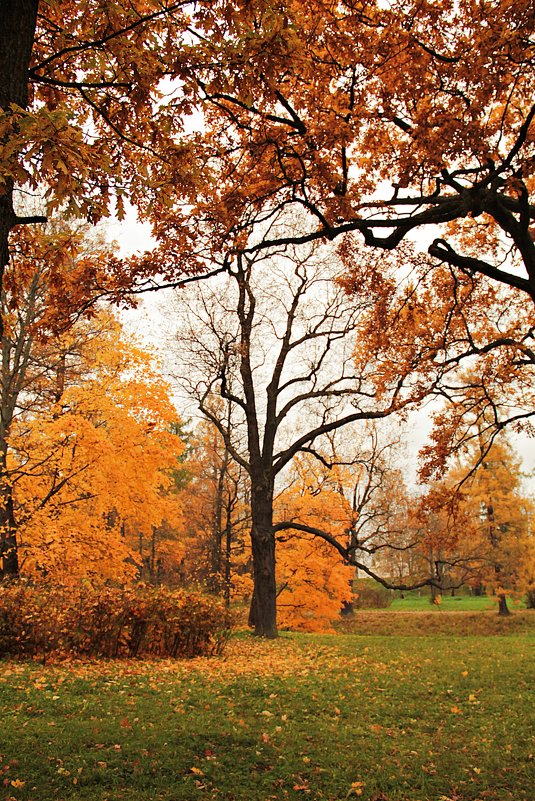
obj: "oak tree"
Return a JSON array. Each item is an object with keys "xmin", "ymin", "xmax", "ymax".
[
  {"xmin": 170, "ymin": 244, "xmax": 446, "ymax": 636},
  {"xmin": 3, "ymin": 2, "xmax": 534, "ymax": 305},
  {"xmin": 0, "ymin": 0, "xmax": 208, "ymax": 313}
]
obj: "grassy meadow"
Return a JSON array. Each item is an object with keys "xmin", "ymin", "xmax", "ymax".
[
  {"xmin": 0, "ymin": 611, "xmax": 533, "ymax": 801},
  {"xmin": 389, "ymin": 595, "xmax": 525, "ymax": 612}
]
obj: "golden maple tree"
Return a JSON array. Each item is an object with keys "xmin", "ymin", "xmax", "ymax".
[
  {"xmin": 0, "ymin": 219, "xmax": 122, "ymax": 576},
  {"xmin": 0, "ymin": 216, "xmax": 189, "ymax": 581},
  {"xmin": 274, "ymin": 459, "xmax": 355, "ymax": 632},
  {"xmin": 3, "ymin": 306, "xmax": 184, "ymax": 584}
]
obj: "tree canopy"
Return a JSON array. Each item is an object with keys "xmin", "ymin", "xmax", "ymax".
[
  {"xmin": 2, "ymin": 2, "xmax": 533, "ymax": 298},
  {"xmin": 127, "ymin": 0, "xmax": 535, "ymax": 301}
]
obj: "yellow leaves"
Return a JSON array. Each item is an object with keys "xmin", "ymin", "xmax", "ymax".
[
  {"xmin": 275, "ymin": 531, "xmax": 354, "ymax": 632},
  {"xmin": 9, "ymin": 309, "xmax": 186, "ymax": 585},
  {"xmin": 347, "ymin": 781, "xmax": 366, "ymax": 796}
]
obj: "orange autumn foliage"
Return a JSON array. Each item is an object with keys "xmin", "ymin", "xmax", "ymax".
[
  {"xmin": 275, "ymin": 533, "xmax": 353, "ymax": 633},
  {"xmin": 176, "ymin": 421, "xmax": 353, "ymax": 631},
  {"xmin": 0, "ymin": 583, "xmax": 235, "ymax": 659},
  {"xmin": 448, "ymin": 441, "xmax": 534, "ymax": 601},
  {"xmin": 407, "ymin": 437, "xmax": 535, "ymax": 607},
  {"xmin": 4, "ymin": 3, "xmax": 532, "ymax": 299},
  {"xmin": 173, "ymin": 419, "xmax": 252, "ymax": 596},
  {"xmin": 274, "ymin": 460, "xmax": 354, "ymax": 632},
  {"xmin": 121, "ymin": 1, "xmax": 535, "ymax": 302},
  {"xmin": 8, "ymin": 312, "xmax": 185, "ymax": 584}
]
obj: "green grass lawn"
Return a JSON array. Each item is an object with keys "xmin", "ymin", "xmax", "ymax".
[
  {"xmin": 0, "ymin": 619, "xmax": 533, "ymax": 801},
  {"xmin": 389, "ymin": 595, "xmax": 523, "ymax": 612}
]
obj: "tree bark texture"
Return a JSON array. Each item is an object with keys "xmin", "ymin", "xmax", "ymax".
[
  {"xmin": 0, "ymin": 490, "xmax": 18, "ymax": 578},
  {"xmin": 497, "ymin": 593, "xmax": 510, "ymax": 616},
  {"xmin": 248, "ymin": 480, "xmax": 277, "ymax": 638},
  {"xmin": 0, "ymin": 445, "xmax": 18, "ymax": 578},
  {"xmin": 0, "ymin": 1, "xmax": 39, "ymax": 333},
  {"xmin": 0, "ymin": 1, "xmax": 38, "ymax": 112}
]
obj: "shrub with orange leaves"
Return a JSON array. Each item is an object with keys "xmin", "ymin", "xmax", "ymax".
[{"xmin": 0, "ymin": 583, "xmax": 236, "ymax": 659}]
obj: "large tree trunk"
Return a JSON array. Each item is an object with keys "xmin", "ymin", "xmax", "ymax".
[
  {"xmin": 248, "ymin": 481, "xmax": 277, "ymax": 638},
  {"xmin": 0, "ymin": 1, "xmax": 37, "ymax": 112},
  {"xmin": 0, "ymin": 1, "xmax": 40, "ymax": 298},
  {"xmin": 249, "ymin": 526, "xmax": 277, "ymax": 637}
]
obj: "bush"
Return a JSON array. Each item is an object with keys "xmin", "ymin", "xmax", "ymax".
[
  {"xmin": 352, "ymin": 579, "xmax": 393, "ymax": 609},
  {"xmin": 0, "ymin": 582, "xmax": 236, "ymax": 660},
  {"xmin": 526, "ymin": 586, "xmax": 535, "ymax": 609}
]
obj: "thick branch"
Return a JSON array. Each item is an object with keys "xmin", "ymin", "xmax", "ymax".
[
  {"xmin": 428, "ymin": 239, "xmax": 534, "ymax": 299},
  {"xmin": 273, "ymin": 521, "xmax": 446, "ymax": 591}
]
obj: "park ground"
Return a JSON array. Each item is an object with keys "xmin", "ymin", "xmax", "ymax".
[{"xmin": 0, "ymin": 610, "xmax": 533, "ymax": 801}]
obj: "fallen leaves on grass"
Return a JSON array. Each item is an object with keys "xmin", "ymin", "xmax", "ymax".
[
  {"xmin": 0, "ymin": 637, "xmax": 364, "ymax": 689},
  {"xmin": 347, "ymin": 780, "xmax": 366, "ymax": 796}
]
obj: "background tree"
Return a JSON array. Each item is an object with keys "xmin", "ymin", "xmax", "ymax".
[
  {"xmin": 405, "ymin": 436, "xmax": 535, "ymax": 613},
  {"xmin": 3, "ymin": 307, "xmax": 184, "ymax": 584},
  {"xmin": 170, "ymin": 244, "xmax": 450, "ymax": 636},
  {"xmin": 274, "ymin": 424, "xmax": 428, "ymax": 598},
  {"xmin": 450, "ymin": 440, "xmax": 534, "ymax": 615},
  {"xmin": 273, "ymin": 454, "xmax": 355, "ymax": 630},
  {"xmin": 338, "ymin": 244, "xmax": 535, "ymax": 482},
  {"xmin": 177, "ymin": 417, "xmax": 251, "ymax": 603},
  {"xmin": 0, "ymin": 219, "xmax": 121, "ymax": 576}
]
